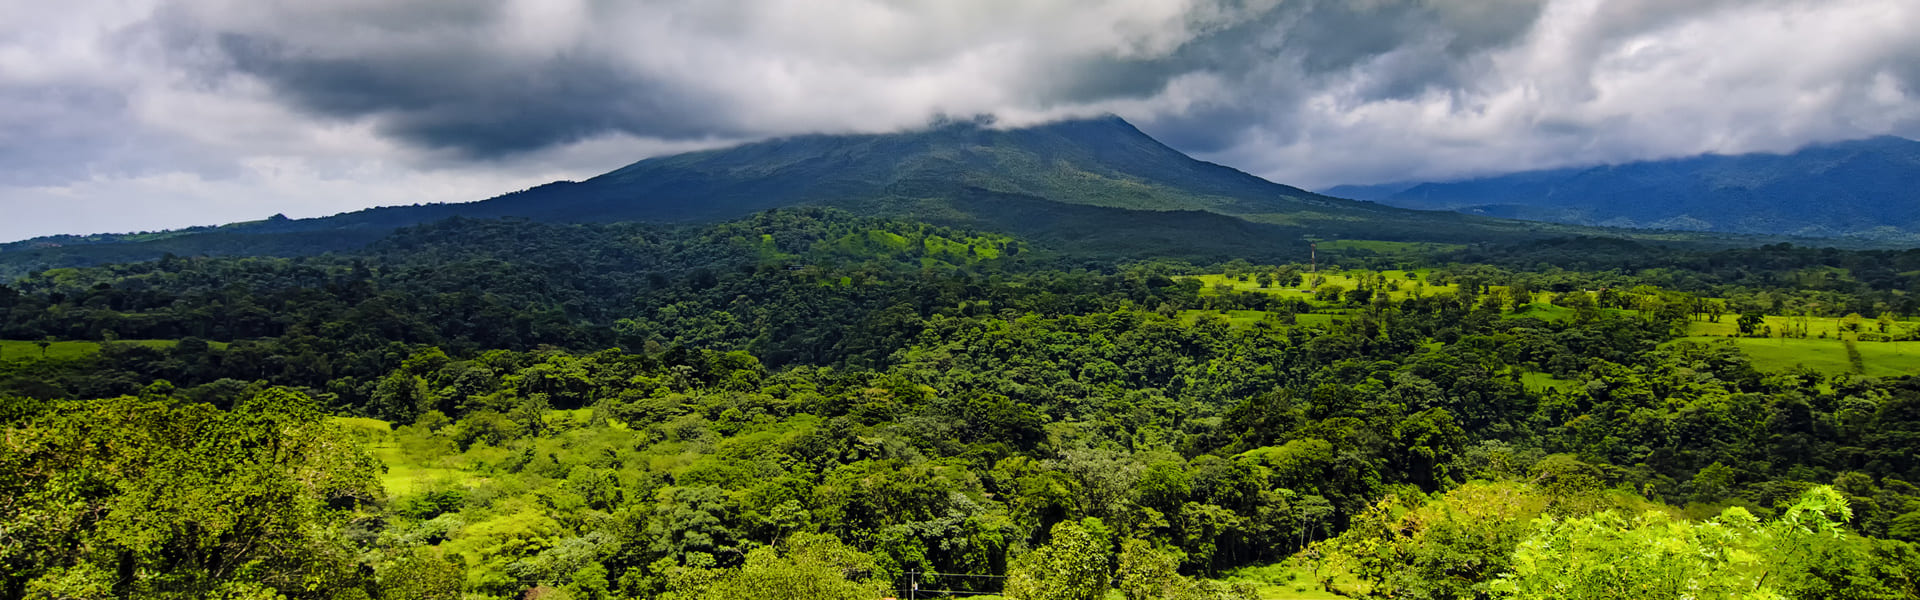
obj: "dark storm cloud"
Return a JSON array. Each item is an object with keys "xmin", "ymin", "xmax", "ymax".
[
  {"xmin": 0, "ymin": 84, "xmax": 130, "ymax": 185},
  {"xmin": 3, "ymin": 0, "xmax": 1918, "ymax": 241},
  {"xmin": 213, "ymin": 33, "xmax": 736, "ymax": 157},
  {"xmin": 133, "ymin": 0, "xmax": 1561, "ymax": 158}
]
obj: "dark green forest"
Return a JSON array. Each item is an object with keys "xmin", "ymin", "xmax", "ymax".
[{"xmin": 6, "ymin": 209, "xmax": 1920, "ymax": 599}]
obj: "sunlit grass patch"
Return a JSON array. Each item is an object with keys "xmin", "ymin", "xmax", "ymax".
[
  {"xmin": 0, "ymin": 338, "xmax": 218, "ymax": 361},
  {"xmin": 1672, "ymin": 336, "xmax": 1920, "ymax": 378}
]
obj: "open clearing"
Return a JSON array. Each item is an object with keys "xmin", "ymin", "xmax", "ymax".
[
  {"xmin": 0, "ymin": 339, "xmax": 209, "ymax": 361},
  {"xmin": 1521, "ymin": 371, "xmax": 1580, "ymax": 392},
  {"xmin": 1686, "ymin": 314, "xmax": 1919, "ymax": 340},
  {"xmin": 1672, "ymin": 336, "xmax": 1920, "ymax": 378},
  {"xmin": 331, "ymin": 416, "xmax": 471, "ymax": 497},
  {"xmin": 1683, "ymin": 316, "xmax": 1920, "ymax": 377}
]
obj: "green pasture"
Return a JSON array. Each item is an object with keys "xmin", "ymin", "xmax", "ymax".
[
  {"xmin": 1217, "ymin": 563, "xmax": 1351, "ymax": 599},
  {"xmin": 331, "ymin": 416, "xmax": 393, "ymax": 433},
  {"xmin": 330, "ymin": 416, "xmax": 472, "ymax": 497},
  {"xmin": 1505, "ymin": 303, "xmax": 1575, "ymax": 322},
  {"xmin": 370, "ymin": 444, "xmax": 471, "ymax": 497},
  {"xmin": 1521, "ymin": 371, "xmax": 1580, "ymax": 393},
  {"xmin": 1672, "ymin": 336, "xmax": 1920, "ymax": 378},
  {"xmin": 0, "ymin": 338, "xmax": 207, "ymax": 361},
  {"xmin": 1686, "ymin": 314, "xmax": 1918, "ymax": 340}
]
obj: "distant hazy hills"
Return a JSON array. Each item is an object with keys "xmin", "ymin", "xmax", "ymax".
[
  {"xmin": 1327, "ymin": 136, "xmax": 1920, "ymax": 240},
  {"xmin": 5, "ymin": 116, "xmax": 1567, "ymax": 274}
]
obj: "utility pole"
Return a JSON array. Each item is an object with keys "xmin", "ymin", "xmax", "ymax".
[{"xmin": 1304, "ymin": 236, "xmax": 1322, "ymax": 274}]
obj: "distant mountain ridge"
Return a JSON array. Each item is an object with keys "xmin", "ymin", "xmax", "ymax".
[
  {"xmin": 1326, "ymin": 136, "xmax": 1920, "ymax": 239},
  {"xmin": 4, "ymin": 116, "xmax": 1588, "ymax": 275},
  {"xmin": 174, "ymin": 115, "xmax": 1476, "ymax": 231}
]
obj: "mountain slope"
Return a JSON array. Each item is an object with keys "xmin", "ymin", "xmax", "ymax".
[
  {"xmin": 287, "ymin": 115, "xmax": 1497, "ymax": 232},
  {"xmin": 4, "ymin": 116, "xmax": 1572, "ymax": 276},
  {"xmin": 1326, "ymin": 136, "xmax": 1920, "ymax": 239}
]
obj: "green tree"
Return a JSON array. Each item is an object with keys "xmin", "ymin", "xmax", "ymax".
[
  {"xmin": 685, "ymin": 533, "xmax": 890, "ymax": 600},
  {"xmin": 1493, "ymin": 486, "xmax": 1853, "ymax": 600},
  {"xmin": 1116, "ymin": 538, "xmax": 1259, "ymax": 600},
  {"xmin": 1689, "ymin": 461, "xmax": 1737, "ymax": 504},
  {"xmin": 1313, "ymin": 482, "xmax": 1553, "ymax": 599},
  {"xmin": 1738, "ymin": 312, "xmax": 1766, "ymax": 337},
  {"xmin": 1394, "ymin": 408, "xmax": 1469, "ymax": 490},
  {"xmin": 1117, "ymin": 538, "xmax": 1184, "ymax": 600},
  {"xmin": 1005, "ymin": 519, "xmax": 1112, "ymax": 600},
  {"xmin": 371, "ymin": 371, "xmax": 431, "ymax": 423},
  {"xmin": 1843, "ymin": 312, "xmax": 1865, "ymax": 333},
  {"xmin": 374, "ymin": 547, "xmax": 465, "ymax": 600},
  {"xmin": 0, "ymin": 389, "xmax": 382, "ymax": 599}
]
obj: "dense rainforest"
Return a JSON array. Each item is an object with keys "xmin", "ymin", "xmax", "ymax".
[{"xmin": 5, "ymin": 209, "xmax": 1920, "ymax": 599}]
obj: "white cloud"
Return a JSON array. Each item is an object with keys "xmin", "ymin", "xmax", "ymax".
[
  {"xmin": 1206, "ymin": 0, "xmax": 1920, "ymax": 187},
  {"xmin": 1, "ymin": 0, "xmax": 1916, "ymax": 240}
]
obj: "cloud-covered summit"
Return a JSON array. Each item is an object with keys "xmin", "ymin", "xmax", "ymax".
[{"xmin": 3, "ymin": 0, "xmax": 1917, "ymax": 241}]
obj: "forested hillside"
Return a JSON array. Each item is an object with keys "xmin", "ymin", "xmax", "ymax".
[
  {"xmin": 6, "ymin": 211, "xmax": 1920, "ymax": 599},
  {"xmin": 1328, "ymin": 135, "xmax": 1920, "ymax": 240}
]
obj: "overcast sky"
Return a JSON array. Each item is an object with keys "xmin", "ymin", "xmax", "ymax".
[{"xmin": 3, "ymin": 0, "xmax": 1918, "ymax": 242}]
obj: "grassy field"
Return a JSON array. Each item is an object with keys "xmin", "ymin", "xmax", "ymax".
[
  {"xmin": 1520, "ymin": 371, "xmax": 1580, "ymax": 393},
  {"xmin": 1506, "ymin": 303, "xmax": 1574, "ymax": 322},
  {"xmin": 1686, "ymin": 315, "xmax": 1918, "ymax": 340},
  {"xmin": 1682, "ymin": 314, "xmax": 1920, "ymax": 377},
  {"xmin": 0, "ymin": 339, "xmax": 205, "ymax": 361},
  {"xmin": 332, "ymin": 416, "xmax": 393, "ymax": 433},
  {"xmin": 330, "ymin": 416, "xmax": 472, "ymax": 496},
  {"xmin": 1215, "ymin": 563, "xmax": 1350, "ymax": 599},
  {"xmin": 375, "ymin": 450, "xmax": 471, "ymax": 497},
  {"xmin": 1672, "ymin": 336, "xmax": 1920, "ymax": 378},
  {"xmin": 330, "ymin": 412, "xmax": 623, "ymax": 500}
]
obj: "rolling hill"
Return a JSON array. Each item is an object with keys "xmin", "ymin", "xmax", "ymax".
[
  {"xmin": 4, "ymin": 116, "xmax": 1581, "ymax": 275},
  {"xmin": 1326, "ymin": 135, "xmax": 1920, "ymax": 240}
]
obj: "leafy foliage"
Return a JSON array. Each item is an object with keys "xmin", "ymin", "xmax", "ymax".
[
  {"xmin": 0, "ymin": 389, "xmax": 384, "ymax": 599},
  {"xmin": 1494, "ymin": 487, "xmax": 1855, "ymax": 600},
  {"xmin": 7, "ymin": 210, "xmax": 1920, "ymax": 599},
  {"xmin": 1005, "ymin": 519, "xmax": 1113, "ymax": 600}
]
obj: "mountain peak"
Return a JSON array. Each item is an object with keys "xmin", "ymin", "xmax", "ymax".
[
  {"xmin": 580, "ymin": 113, "xmax": 1327, "ymax": 220},
  {"xmin": 2, "ymin": 113, "xmax": 1536, "ymax": 273}
]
